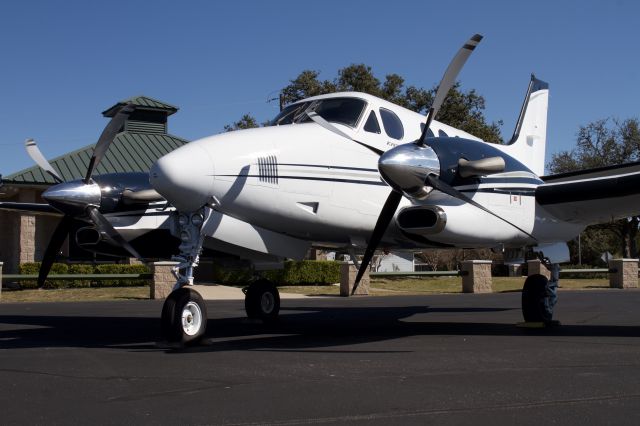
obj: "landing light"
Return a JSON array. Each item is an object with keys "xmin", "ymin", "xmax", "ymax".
[
  {"xmin": 191, "ymin": 213, "xmax": 204, "ymax": 227},
  {"xmin": 178, "ymin": 214, "xmax": 189, "ymax": 226}
]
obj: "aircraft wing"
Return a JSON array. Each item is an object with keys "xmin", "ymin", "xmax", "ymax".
[
  {"xmin": 0, "ymin": 201, "xmax": 62, "ymax": 216},
  {"xmin": 536, "ymin": 162, "xmax": 640, "ymax": 224}
]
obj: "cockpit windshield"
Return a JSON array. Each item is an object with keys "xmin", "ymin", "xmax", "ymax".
[{"xmin": 269, "ymin": 97, "xmax": 366, "ymax": 128}]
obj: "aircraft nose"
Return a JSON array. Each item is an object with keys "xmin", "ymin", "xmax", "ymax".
[{"xmin": 150, "ymin": 144, "xmax": 215, "ymax": 212}]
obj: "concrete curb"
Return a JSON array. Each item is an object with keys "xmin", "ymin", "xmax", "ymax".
[{"xmin": 191, "ymin": 284, "xmax": 307, "ymax": 301}]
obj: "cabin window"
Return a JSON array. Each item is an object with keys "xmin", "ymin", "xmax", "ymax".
[
  {"xmin": 363, "ymin": 111, "xmax": 381, "ymax": 134},
  {"xmin": 271, "ymin": 97, "xmax": 366, "ymax": 128},
  {"xmin": 380, "ymin": 108, "xmax": 404, "ymax": 140}
]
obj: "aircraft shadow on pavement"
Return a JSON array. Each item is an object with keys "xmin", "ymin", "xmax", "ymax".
[{"xmin": 1, "ymin": 302, "xmax": 640, "ymax": 352}]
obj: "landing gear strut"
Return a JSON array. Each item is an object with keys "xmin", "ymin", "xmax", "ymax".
[
  {"xmin": 161, "ymin": 208, "xmax": 209, "ymax": 344},
  {"xmin": 244, "ymin": 279, "xmax": 280, "ymax": 322}
]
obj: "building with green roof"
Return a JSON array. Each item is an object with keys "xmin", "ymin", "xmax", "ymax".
[{"xmin": 0, "ymin": 96, "xmax": 189, "ymax": 272}]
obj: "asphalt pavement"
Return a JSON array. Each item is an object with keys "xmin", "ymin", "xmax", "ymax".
[{"xmin": 1, "ymin": 290, "xmax": 640, "ymax": 425}]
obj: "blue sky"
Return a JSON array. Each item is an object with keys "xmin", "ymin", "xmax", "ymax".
[{"xmin": 0, "ymin": 0, "xmax": 638, "ymax": 175}]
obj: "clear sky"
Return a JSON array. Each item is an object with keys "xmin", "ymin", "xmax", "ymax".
[{"xmin": 0, "ymin": 0, "xmax": 638, "ymax": 175}]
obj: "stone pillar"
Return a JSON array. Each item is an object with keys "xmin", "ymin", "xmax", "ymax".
[
  {"xmin": 527, "ymin": 260, "xmax": 551, "ymax": 280},
  {"xmin": 507, "ymin": 264, "xmax": 523, "ymax": 277},
  {"xmin": 340, "ymin": 262, "xmax": 369, "ymax": 296},
  {"xmin": 149, "ymin": 261, "xmax": 179, "ymax": 299},
  {"xmin": 609, "ymin": 259, "xmax": 638, "ymax": 289},
  {"xmin": 460, "ymin": 260, "xmax": 492, "ymax": 293},
  {"xmin": 17, "ymin": 189, "xmax": 37, "ymax": 266},
  {"xmin": 19, "ymin": 214, "xmax": 36, "ymax": 265}
]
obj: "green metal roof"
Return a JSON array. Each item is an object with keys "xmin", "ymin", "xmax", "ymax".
[
  {"xmin": 102, "ymin": 95, "xmax": 179, "ymax": 117},
  {"xmin": 4, "ymin": 132, "xmax": 189, "ymax": 185}
]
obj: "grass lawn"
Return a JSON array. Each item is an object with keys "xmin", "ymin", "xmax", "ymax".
[
  {"xmin": 0, "ymin": 277, "xmax": 623, "ymax": 302},
  {"xmin": 0, "ymin": 286, "xmax": 149, "ymax": 303},
  {"xmin": 279, "ymin": 276, "xmax": 615, "ymax": 296}
]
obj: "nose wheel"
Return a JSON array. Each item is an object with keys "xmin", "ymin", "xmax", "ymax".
[
  {"xmin": 161, "ymin": 287, "xmax": 207, "ymax": 344},
  {"xmin": 244, "ymin": 279, "xmax": 280, "ymax": 322}
]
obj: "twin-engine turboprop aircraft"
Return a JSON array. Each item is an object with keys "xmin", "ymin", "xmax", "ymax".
[{"xmin": 4, "ymin": 34, "xmax": 640, "ymax": 345}]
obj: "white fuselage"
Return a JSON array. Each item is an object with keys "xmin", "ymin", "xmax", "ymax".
[{"xmin": 149, "ymin": 92, "xmax": 582, "ymax": 260}]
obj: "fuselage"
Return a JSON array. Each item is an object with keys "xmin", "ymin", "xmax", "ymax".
[{"xmin": 150, "ymin": 92, "xmax": 583, "ymax": 256}]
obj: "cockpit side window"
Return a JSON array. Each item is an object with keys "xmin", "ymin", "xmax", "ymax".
[
  {"xmin": 363, "ymin": 110, "xmax": 381, "ymax": 134},
  {"xmin": 270, "ymin": 102, "xmax": 309, "ymax": 126},
  {"xmin": 380, "ymin": 108, "xmax": 404, "ymax": 140}
]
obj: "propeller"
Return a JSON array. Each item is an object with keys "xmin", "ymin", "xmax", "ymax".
[
  {"xmin": 22, "ymin": 104, "xmax": 141, "ymax": 288},
  {"xmin": 417, "ymin": 34, "xmax": 483, "ymax": 146},
  {"xmin": 349, "ymin": 34, "xmax": 485, "ymax": 295}
]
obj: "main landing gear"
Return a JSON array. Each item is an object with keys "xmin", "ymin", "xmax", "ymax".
[
  {"xmin": 243, "ymin": 279, "xmax": 281, "ymax": 322},
  {"xmin": 521, "ymin": 262, "xmax": 560, "ymax": 326}
]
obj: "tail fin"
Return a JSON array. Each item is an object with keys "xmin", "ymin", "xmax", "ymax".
[{"xmin": 498, "ymin": 75, "xmax": 549, "ymax": 176}]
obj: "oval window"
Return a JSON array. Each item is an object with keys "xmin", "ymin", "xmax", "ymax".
[{"xmin": 380, "ymin": 108, "xmax": 404, "ymax": 140}]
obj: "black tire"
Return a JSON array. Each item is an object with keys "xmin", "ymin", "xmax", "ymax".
[
  {"xmin": 161, "ymin": 287, "xmax": 207, "ymax": 344},
  {"xmin": 244, "ymin": 279, "xmax": 280, "ymax": 322},
  {"xmin": 522, "ymin": 274, "xmax": 553, "ymax": 323}
]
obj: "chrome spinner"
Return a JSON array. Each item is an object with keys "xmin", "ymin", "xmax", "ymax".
[{"xmin": 378, "ymin": 143, "xmax": 441, "ymax": 200}]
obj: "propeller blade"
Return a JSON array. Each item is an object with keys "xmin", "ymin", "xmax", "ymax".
[
  {"xmin": 306, "ymin": 111, "xmax": 384, "ymax": 156},
  {"xmin": 352, "ymin": 190, "xmax": 403, "ymax": 295},
  {"xmin": 84, "ymin": 103, "xmax": 135, "ymax": 184},
  {"xmin": 418, "ymin": 34, "xmax": 483, "ymax": 146},
  {"xmin": 307, "ymin": 111, "xmax": 353, "ymax": 140},
  {"xmin": 24, "ymin": 139, "xmax": 64, "ymax": 183},
  {"xmin": 87, "ymin": 206, "xmax": 142, "ymax": 259},
  {"xmin": 424, "ymin": 174, "xmax": 536, "ymax": 241},
  {"xmin": 38, "ymin": 215, "xmax": 74, "ymax": 288}
]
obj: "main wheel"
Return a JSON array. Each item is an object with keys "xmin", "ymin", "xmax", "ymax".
[
  {"xmin": 244, "ymin": 279, "xmax": 280, "ymax": 322},
  {"xmin": 161, "ymin": 287, "xmax": 207, "ymax": 344},
  {"xmin": 522, "ymin": 274, "xmax": 553, "ymax": 323}
]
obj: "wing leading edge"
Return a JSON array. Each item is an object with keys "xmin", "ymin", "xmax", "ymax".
[{"xmin": 537, "ymin": 162, "xmax": 640, "ymax": 224}]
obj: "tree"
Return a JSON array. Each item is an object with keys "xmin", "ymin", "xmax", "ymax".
[
  {"xmin": 224, "ymin": 114, "xmax": 259, "ymax": 132},
  {"xmin": 278, "ymin": 64, "xmax": 503, "ymax": 142},
  {"xmin": 548, "ymin": 118, "xmax": 640, "ymax": 259},
  {"xmin": 280, "ymin": 70, "xmax": 336, "ymax": 106}
]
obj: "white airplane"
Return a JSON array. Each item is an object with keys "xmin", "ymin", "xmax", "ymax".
[{"xmin": 5, "ymin": 34, "xmax": 640, "ymax": 345}]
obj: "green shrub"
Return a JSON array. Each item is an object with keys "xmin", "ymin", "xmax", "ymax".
[
  {"xmin": 68, "ymin": 264, "xmax": 95, "ymax": 288},
  {"xmin": 94, "ymin": 264, "xmax": 150, "ymax": 287},
  {"xmin": 18, "ymin": 262, "xmax": 150, "ymax": 289},
  {"xmin": 560, "ymin": 264, "xmax": 609, "ymax": 279},
  {"xmin": 19, "ymin": 262, "xmax": 69, "ymax": 289},
  {"xmin": 212, "ymin": 260, "xmax": 341, "ymax": 286}
]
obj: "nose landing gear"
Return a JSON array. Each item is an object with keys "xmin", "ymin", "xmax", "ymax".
[{"xmin": 161, "ymin": 287, "xmax": 207, "ymax": 344}]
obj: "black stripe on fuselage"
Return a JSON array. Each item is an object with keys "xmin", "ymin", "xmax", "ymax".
[
  {"xmin": 278, "ymin": 163, "xmax": 378, "ymax": 173},
  {"xmin": 215, "ymin": 174, "xmax": 387, "ymax": 186},
  {"xmin": 459, "ymin": 188, "xmax": 536, "ymax": 196}
]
